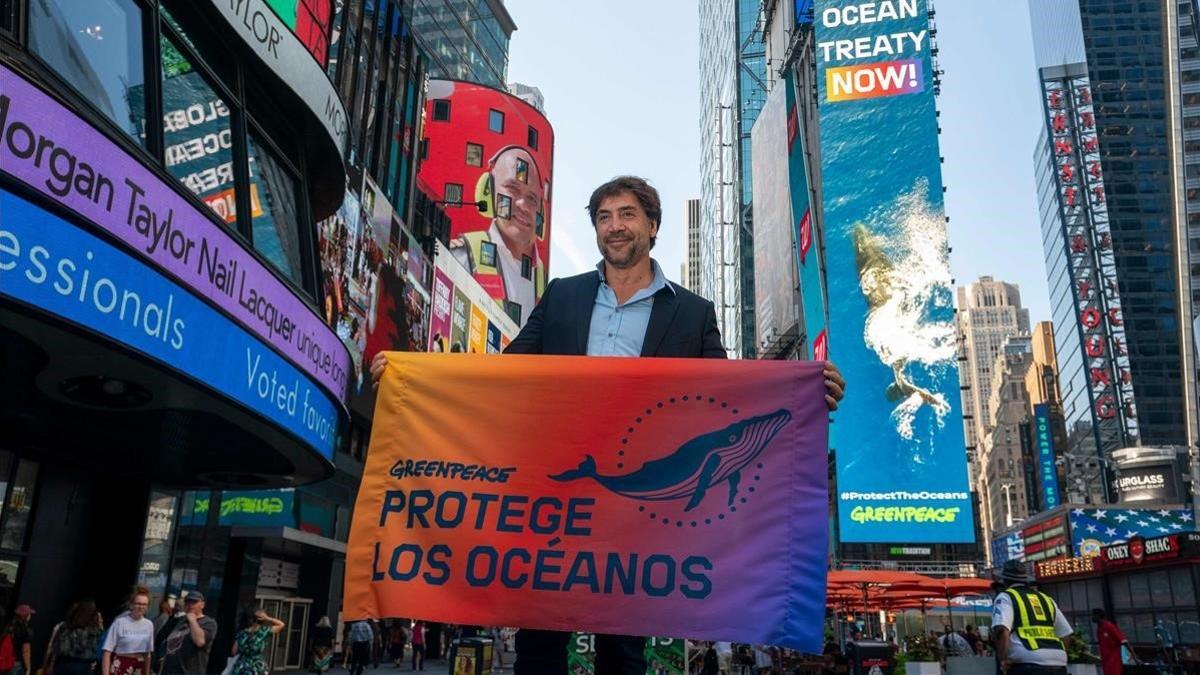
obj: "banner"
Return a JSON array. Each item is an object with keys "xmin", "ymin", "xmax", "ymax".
[
  {"xmin": 784, "ymin": 68, "xmax": 827, "ymax": 361},
  {"xmin": 815, "ymin": 0, "xmax": 974, "ymax": 543},
  {"xmin": 345, "ymin": 354, "xmax": 829, "ymax": 650},
  {"xmin": 428, "ymin": 242, "xmax": 519, "ymax": 353}
]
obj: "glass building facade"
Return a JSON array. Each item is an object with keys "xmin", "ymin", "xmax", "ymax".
[
  {"xmin": 698, "ymin": 0, "xmax": 769, "ymax": 358},
  {"xmin": 1030, "ymin": 0, "xmax": 1195, "ymax": 504},
  {"xmin": 407, "ymin": 0, "xmax": 514, "ymax": 89}
]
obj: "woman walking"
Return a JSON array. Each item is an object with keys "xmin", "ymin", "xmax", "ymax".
[
  {"xmin": 309, "ymin": 618, "xmax": 333, "ymax": 675},
  {"xmin": 45, "ymin": 599, "xmax": 104, "ymax": 675},
  {"xmin": 101, "ymin": 587, "xmax": 155, "ymax": 675},
  {"xmin": 231, "ymin": 610, "xmax": 285, "ymax": 675},
  {"xmin": 410, "ymin": 621, "xmax": 426, "ymax": 672},
  {"xmin": 388, "ymin": 622, "xmax": 407, "ymax": 668}
]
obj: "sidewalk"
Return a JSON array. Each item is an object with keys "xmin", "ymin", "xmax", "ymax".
[{"xmin": 329, "ymin": 655, "xmax": 514, "ymax": 673}]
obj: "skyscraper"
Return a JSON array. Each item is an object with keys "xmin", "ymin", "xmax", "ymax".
[
  {"xmin": 508, "ymin": 81, "xmax": 545, "ymax": 113},
  {"xmin": 697, "ymin": 0, "xmax": 769, "ymax": 358},
  {"xmin": 1030, "ymin": 0, "xmax": 1197, "ymax": 503},
  {"xmin": 409, "ymin": 0, "xmax": 515, "ymax": 88},
  {"xmin": 684, "ymin": 198, "xmax": 702, "ymax": 291},
  {"xmin": 957, "ymin": 277, "xmax": 1032, "ymax": 486},
  {"xmin": 979, "ymin": 336, "xmax": 1035, "ymax": 543}
]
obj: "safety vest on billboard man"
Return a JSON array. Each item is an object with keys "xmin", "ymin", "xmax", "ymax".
[
  {"xmin": 456, "ymin": 229, "xmax": 545, "ymax": 317},
  {"xmin": 1004, "ymin": 587, "xmax": 1063, "ymax": 651}
]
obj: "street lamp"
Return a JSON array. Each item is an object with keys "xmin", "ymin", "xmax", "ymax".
[
  {"xmin": 1000, "ymin": 483, "xmax": 1015, "ymax": 529},
  {"xmin": 431, "ymin": 199, "xmax": 488, "ymax": 212}
]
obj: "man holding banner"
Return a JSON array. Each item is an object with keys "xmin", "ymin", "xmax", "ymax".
[{"xmin": 364, "ymin": 176, "xmax": 844, "ymax": 674}]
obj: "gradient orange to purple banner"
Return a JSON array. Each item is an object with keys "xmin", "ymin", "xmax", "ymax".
[{"xmin": 344, "ymin": 353, "xmax": 830, "ymax": 649}]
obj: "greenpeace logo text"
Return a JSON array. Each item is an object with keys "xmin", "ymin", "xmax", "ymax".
[
  {"xmin": 840, "ymin": 490, "xmax": 969, "ymax": 501},
  {"xmin": 390, "ymin": 459, "xmax": 516, "ymax": 484}
]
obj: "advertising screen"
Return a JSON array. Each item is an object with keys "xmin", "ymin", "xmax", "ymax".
[
  {"xmin": 1112, "ymin": 464, "xmax": 1179, "ymax": 503},
  {"xmin": 816, "ymin": 0, "xmax": 974, "ymax": 542},
  {"xmin": 265, "ymin": 0, "xmax": 334, "ymax": 67},
  {"xmin": 751, "ymin": 84, "xmax": 800, "ymax": 356},
  {"xmin": 1069, "ymin": 507, "xmax": 1195, "ymax": 557},
  {"xmin": 1033, "ymin": 404, "xmax": 1061, "ymax": 510},
  {"xmin": 318, "ymin": 176, "xmax": 432, "ymax": 407},
  {"xmin": 428, "ymin": 242, "xmax": 520, "ymax": 353},
  {"xmin": 418, "ymin": 80, "xmax": 555, "ymax": 327},
  {"xmin": 568, "ymin": 635, "xmax": 686, "ymax": 675},
  {"xmin": 784, "ymin": 68, "xmax": 827, "ymax": 360}
]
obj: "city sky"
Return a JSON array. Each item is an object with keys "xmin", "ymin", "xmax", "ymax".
[{"xmin": 506, "ymin": 0, "xmax": 1053, "ymax": 322}]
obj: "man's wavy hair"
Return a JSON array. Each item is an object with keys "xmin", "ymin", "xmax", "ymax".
[{"xmin": 586, "ymin": 176, "xmax": 662, "ymax": 248}]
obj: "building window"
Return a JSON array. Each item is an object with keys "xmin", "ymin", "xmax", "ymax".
[
  {"xmin": 433, "ymin": 99, "xmax": 451, "ymax": 121},
  {"xmin": 466, "ymin": 142, "xmax": 484, "ymax": 167},
  {"xmin": 444, "ymin": 183, "xmax": 463, "ymax": 203},
  {"xmin": 0, "ymin": 0, "xmax": 16, "ymax": 35},
  {"xmin": 160, "ymin": 36, "xmax": 237, "ymax": 223},
  {"xmin": 247, "ymin": 131, "xmax": 305, "ymax": 284},
  {"xmin": 0, "ymin": 455, "xmax": 38, "ymax": 551},
  {"xmin": 527, "ymin": 125, "xmax": 539, "ymax": 150},
  {"xmin": 29, "ymin": 0, "xmax": 147, "ymax": 146},
  {"xmin": 489, "ymin": 109, "xmax": 505, "ymax": 133}
]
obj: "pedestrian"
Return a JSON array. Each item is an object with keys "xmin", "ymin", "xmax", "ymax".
[
  {"xmin": 159, "ymin": 592, "xmax": 218, "ymax": 675},
  {"xmin": 962, "ymin": 625, "xmax": 984, "ymax": 656},
  {"xmin": 346, "ymin": 621, "xmax": 373, "ymax": 675},
  {"xmin": 100, "ymin": 587, "xmax": 154, "ymax": 675},
  {"xmin": 753, "ymin": 645, "xmax": 775, "ymax": 674},
  {"xmin": 153, "ymin": 598, "xmax": 175, "ymax": 637},
  {"xmin": 940, "ymin": 626, "xmax": 972, "ymax": 657},
  {"xmin": 388, "ymin": 622, "xmax": 407, "ymax": 667},
  {"xmin": 991, "ymin": 560, "xmax": 1073, "ymax": 675},
  {"xmin": 232, "ymin": 608, "xmax": 285, "ymax": 675},
  {"xmin": 309, "ymin": 617, "xmax": 334, "ymax": 675},
  {"xmin": 715, "ymin": 641, "xmax": 733, "ymax": 675},
  {"xmin": 371, "ymin": 621, "xmax": 383, "ymax": 669},
  {"xmin": 1093, "ymin": 609, "xmax": 1139, "ymax": 675},
  {"xmin": 700, "ymin": 643, "xmax": 719, "ymax": 675},
  {"xmin": 45, "ymin": 599, "xmax": 104, "ymax": 675},
  {"xmin": 7, "ymin": 604, "xmax": 34, "ymax": 675},
  {"xmin": 410, "ymin": 621, "xmax": 426, "ymax": 672},
  {"xmin": 369, "ymin": 175, "xmax": 847, "ymax": 675}
]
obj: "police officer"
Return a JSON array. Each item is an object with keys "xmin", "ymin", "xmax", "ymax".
[{"xmin": 991, "ymin": 560, "xmax": 1074, "ymax": 675}]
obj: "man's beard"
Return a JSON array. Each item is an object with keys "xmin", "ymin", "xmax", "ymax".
[{"xmin": 601, "ymin": 237, "xmax": 646, "ymax": 269}]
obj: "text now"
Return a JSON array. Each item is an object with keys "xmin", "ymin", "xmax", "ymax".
[{"xmin": 826, "ymin": 59, "xmax": 924, "ymax": 102}]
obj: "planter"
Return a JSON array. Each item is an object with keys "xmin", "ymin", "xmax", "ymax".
[
  {"xmin": 1068, "ymin": 665, "xmax": 1099, "ymax": 675},
  {"xmin": 907, "ymin": 661, "xmax": 942, "ymax": 675}
]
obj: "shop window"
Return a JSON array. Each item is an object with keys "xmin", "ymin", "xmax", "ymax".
[
  {"xmin": 161, "ymin": 36, "xmax": 236, "ymax": 223},
  {"xmin": 29, "ymin": 0, "xmax": 147, "ymax": 146},
  {"xmin": 489, "ymin": 109, "xmax": 505, "ymax": 134},
  {"xmin": 1170, "ymin": 568, "xmax": 1195, "ymax": 606},
  {"xmin": 247, "ymin": 132, "xmax": 305, "ymax": 285},
  {"xmin": 1178, "ymin": 611, "xmax": 1200, "ymax": 644},
  {"xmin": 466, "ymin": 142, "xmax": 484, "ymax": 167},
  {"xmin": 444, "ymin": 183, "xmax": 463, "ymax": 204},
  {"xmin": 1149, "ymin": 570, "xmax": 1173, "ymax": 607},
  {"xmin": 1111, "ymin": 575, "xmax": 1132, "ymax": 609},
  {"xmin": 433, "ymin": 99, "xmax": 451, "ymax": 121},
  {"xmin": 1129, "ymin": 573, "xmax": 1151, "ymax": 607},
  {"xmin": 527, "ymin": 125, "xmax": 539, "ymax": 151},
  {"xmin": 0, "ymin": 460, "xmax": 38, "ymax": 551}
]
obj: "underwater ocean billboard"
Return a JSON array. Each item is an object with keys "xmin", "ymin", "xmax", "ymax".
[{"xmin": 815, "ymin": 0, "xmax": 974, "ymax": 543}]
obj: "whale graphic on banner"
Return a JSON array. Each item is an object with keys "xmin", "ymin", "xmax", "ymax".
[{"xmin": 549, "ymin": 410, "xmax": 792, "ymax": 512}]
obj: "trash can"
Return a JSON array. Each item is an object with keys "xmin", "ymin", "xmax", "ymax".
[
  {"xmin": 448, "ymin": 637, "xmax": 494, "ymax": 675},
  {"xmin": 846, "ymin": 640, "xmax": 895, "ymax": 675}
]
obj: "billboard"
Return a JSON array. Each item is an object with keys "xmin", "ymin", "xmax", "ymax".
[
  {"xmin": 783, "ymin": 68, "xmax": 827, "ymax": 360},
  {"xmin": 1069, "ymin": 507, "xmax": 1195, "ymax": 557},
  {"xmin": 751, "ymin": 83, "xmax": 800, "ymax": 357},
  {"xmin": 264, "ymin": 0, "xmax": 333, "ymax": 67},
  {"xmin": 1033, "ymin": 404, "xmax": 1061, "ymax": 510},
  {"xmin": 418, "ymin": 80, "xmax": 555, "ymax": 327},
  {"xmin": 318, "ymin": 176, "xmax": 432, "ymax": 406},
  {"xmin": 428, "ymin": 243, "xmax": 520, "ymax": 353},
  {"xmin": 1112, "ymin": 464, "xmax": 1179, "ymax": 503},
  {"xmin": 816, "ymin": 0, "xmax": 974, "ymax": 542}
]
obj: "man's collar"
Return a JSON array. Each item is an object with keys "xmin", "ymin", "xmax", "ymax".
[{"xmin": 594, "ymin": 258, "xmax": 676, "ymax": 295}]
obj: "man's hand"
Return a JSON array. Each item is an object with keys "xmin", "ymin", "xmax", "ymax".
[
  {"xmin": 370, "ymin": 352, "xmax": 388, "ymax": 390},
  {"xmin": 824, "ymin": 361, "xmax": 846, "ymax": 411}
]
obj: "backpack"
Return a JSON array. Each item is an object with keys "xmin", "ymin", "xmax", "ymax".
[{"xmin": 0, "ymin": 633, "xmax": 15, "ymax": 671}]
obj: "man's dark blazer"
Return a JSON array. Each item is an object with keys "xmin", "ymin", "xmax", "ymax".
[{"xmin": 504, "ymin": 270, "xmax": 728, "ymax": 358}]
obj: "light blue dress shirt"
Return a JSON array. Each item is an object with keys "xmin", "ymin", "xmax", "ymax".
[{"xmin": 586, "ymin": 259, "xmax": 674, "ymax": 356}]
